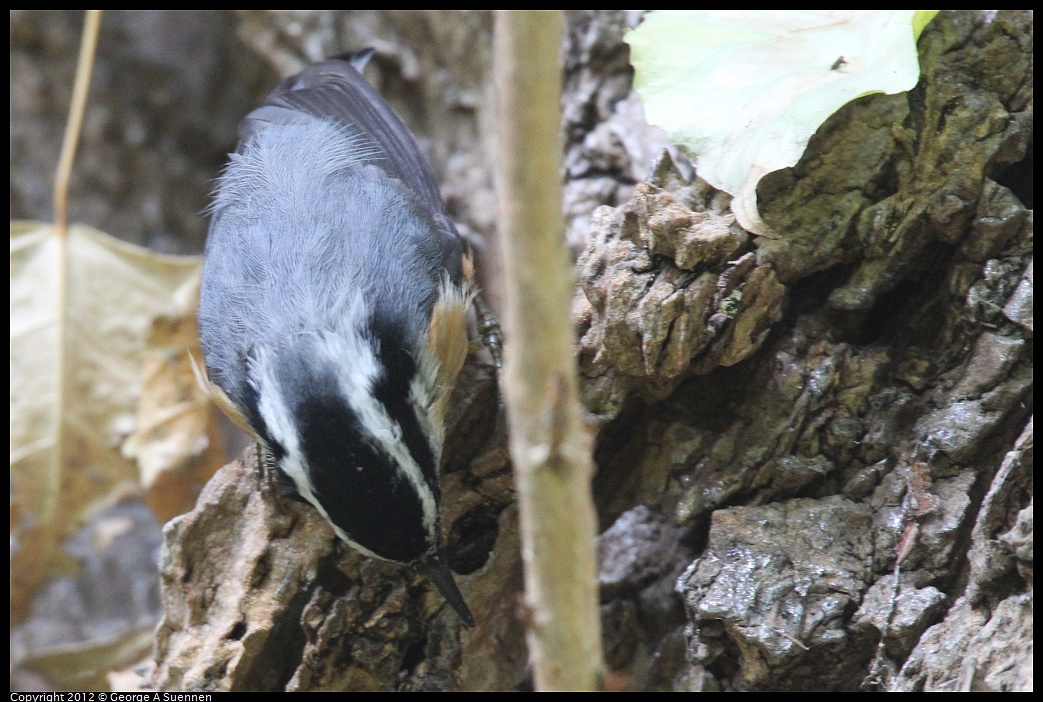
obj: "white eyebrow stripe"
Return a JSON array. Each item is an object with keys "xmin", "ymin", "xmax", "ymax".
[{"xmin": 309, "ymin": 326, "xmax": 439, "ymax": 540}]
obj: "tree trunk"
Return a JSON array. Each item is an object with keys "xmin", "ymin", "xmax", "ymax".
[{"xmin": 11, "ymin": 10, "xmax": 1031, "ymax": 692}]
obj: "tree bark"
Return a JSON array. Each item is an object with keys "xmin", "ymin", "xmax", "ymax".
[{"xmin": 10, "ymin": 10, "xmax": 1032, "ymax": 692}]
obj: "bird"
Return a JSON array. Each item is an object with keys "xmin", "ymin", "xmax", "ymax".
[{"xmin": 198, "ymin": 51, "xmax": 476, "ymax": 627}]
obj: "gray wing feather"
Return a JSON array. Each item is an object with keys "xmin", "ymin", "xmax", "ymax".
[
  {"xmin": 199, "ymin": 57, "xmax": 463, "ymax": 416},
  {"xmin": 241, "ymin": 59, "xmax": 447, "ymax": 220},
  {"xmin": 235, "ymin": 56, "xmax": 463, "ymax": 280}
]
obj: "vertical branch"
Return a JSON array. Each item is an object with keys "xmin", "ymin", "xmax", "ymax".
[
  {"xmin": 53, "ymin": 9, "xmax": 102, "ymax": 236},
  {"xmin": 493, "ymin": 10, "xmax": 605, "ymax": 691}
]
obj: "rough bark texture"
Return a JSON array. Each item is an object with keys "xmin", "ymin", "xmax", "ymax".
[
  {"xmin": 11, "ymin": 10, "xmax": 1031, "ymax": 692},
  {"xmin": 578, "ymin": 10, "xmax": 1032, "ymax": 692}
]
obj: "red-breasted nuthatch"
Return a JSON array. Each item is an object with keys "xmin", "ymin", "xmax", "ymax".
[{"xmin": 198, "ymin": 52, "xmax": 476, "ymax": 626}]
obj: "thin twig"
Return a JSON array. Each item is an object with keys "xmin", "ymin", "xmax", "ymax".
[
  {"xmin": 493, "ymin": 10, "xmax": 605, "ymax": 691},
  {"xmin": 53, "ymin": 9, "xmax": 102, "ymax": 236}
]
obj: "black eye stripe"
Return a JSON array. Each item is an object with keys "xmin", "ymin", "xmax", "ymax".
[
  {"xmin": 367, "ymin": 316, "xmax": 440, "ymax": 497},
  {"xmin": 294, "ymin": 390, "xmax": 429, "ymax": 562}
]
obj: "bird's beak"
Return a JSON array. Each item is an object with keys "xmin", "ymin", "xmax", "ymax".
[{"xmin": 417, "ymin": 551, "xmax": 475, "ymax": 628}]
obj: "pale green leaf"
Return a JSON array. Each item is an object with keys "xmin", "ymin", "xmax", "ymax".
[{"xmin": 628, "ymin": 10, "xmax": 940, "ymax": 236}]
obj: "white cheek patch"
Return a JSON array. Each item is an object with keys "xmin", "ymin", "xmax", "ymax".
[
  {"xmin": 249, "ymin": 344, "xmax": 383, "ymax": 560},
  {"xmin": 248, "ymin": 324, "xmax": 440, "ymax": 549},
  {"xmin": 410, "ymin": 346, "xmax": 440, "ymax": 462},
  {"xmin": 313, "ymin": 329, "xmax": 439, "ymax": 539}
]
